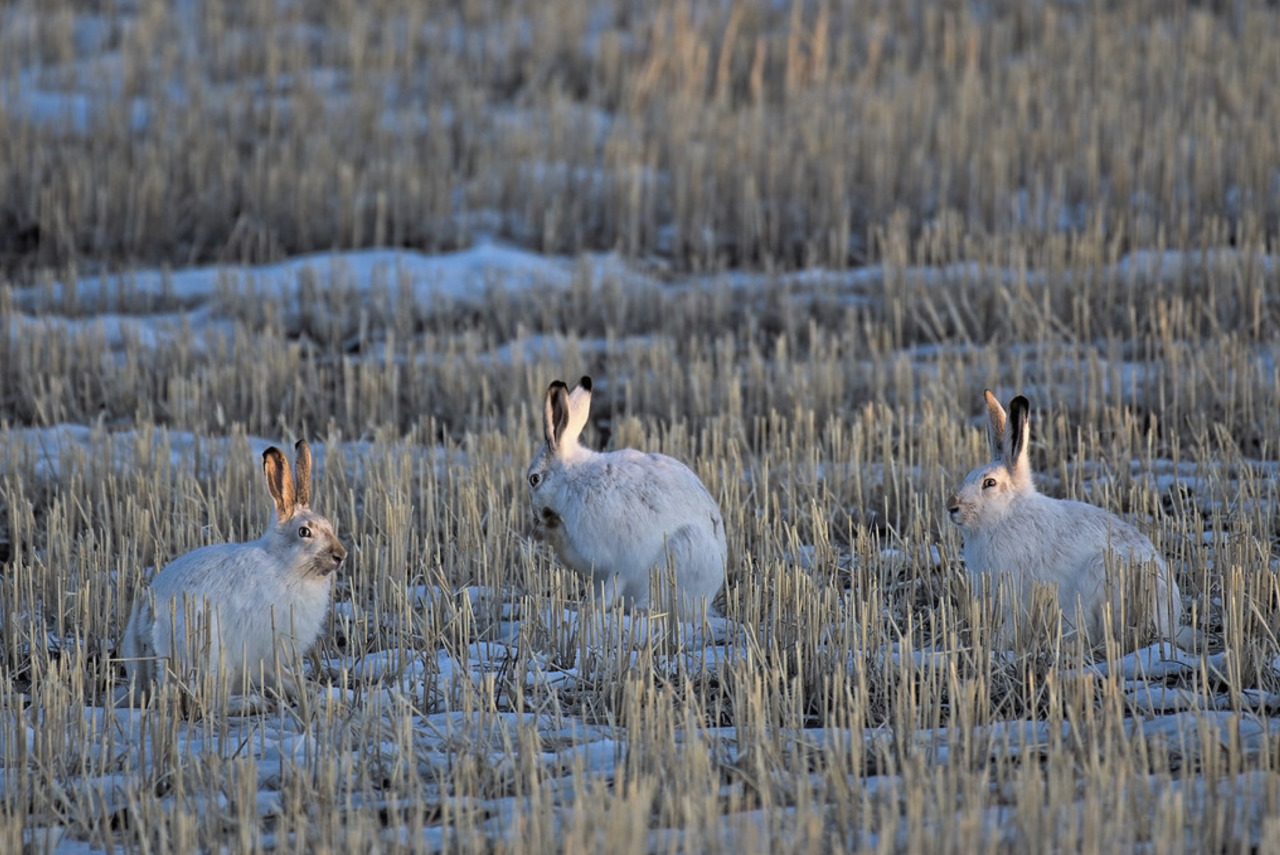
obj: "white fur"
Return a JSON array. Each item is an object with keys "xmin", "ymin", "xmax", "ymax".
[
  {"xmin": 947, "ymin": 391, "xmax": 1180, "ymax": 645},
  {"xmin": 120, "ymin": 440, "xmax": 345, "ymax": 701},
  {"xmin": 528, "ymin": 376, "xmax": 727, "ymax": 620}
]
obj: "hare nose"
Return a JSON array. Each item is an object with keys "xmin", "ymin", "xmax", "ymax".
[
  {"xmin": 331, "ymin": 543, "xmax": 348, "ymax": 566},
  {"xmin": 946, "ymin": 496, "xmax": 960, "ymax": 514}
]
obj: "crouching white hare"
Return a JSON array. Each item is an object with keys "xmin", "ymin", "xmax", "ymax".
[
  {"xmin": 947, "ymin": 391, "xmax": 1181, "ymax": 647},
  {"xmin": 121, "ymin": 440, "xmax": 346, "ymax": 702},
  {"xmin": 527, "ymin": 376, "xmax": 727, "ymax": 621}
]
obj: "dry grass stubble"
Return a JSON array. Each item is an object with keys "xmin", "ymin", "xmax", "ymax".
[
  {"xmin": 4, "ymin": 241, "xmax": 1280, "ymax": 850},
  {"xmin": 4, "ymin": 0, "xmax": 1280, "ymax": 851},
  {"xmin": 1, "ymin": 1, "xmax": 1278, "ymax": 273}
]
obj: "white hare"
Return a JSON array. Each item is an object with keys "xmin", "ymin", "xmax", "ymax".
[
  {"xmin": 527, "ymin": 376, "xmax": 727, "ymax": 620},
  {"xmin": 947, "ymin": 390, "xmax": 1180, "ymax": 646},
  {"xmin": 120, "ymin": 440, "xmax": 346, "ymax": 701}
]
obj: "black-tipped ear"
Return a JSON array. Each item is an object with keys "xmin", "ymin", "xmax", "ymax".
[
  {"xmin": 543, "ymin": 380, "xmax": 571, "ymax": 449},
  {"xmin": 293, "ymin": 439, "xmax": 312, "ymax": 507},
  {"xmin": 263, "ymin": 446, "xmax": 295, "ymax": 520},
  {"xmin": 577, "ymin": 376, "xmax": 593, "ymax": 393},
  {"xmin": 1007, "ymin": 396, "xmax": 1030, "ymax": 472}
]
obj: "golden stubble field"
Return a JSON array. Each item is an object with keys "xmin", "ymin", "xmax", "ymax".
[{"xmin": 3, "ymin": 1, "xmax": 1280, "ymax": 853}]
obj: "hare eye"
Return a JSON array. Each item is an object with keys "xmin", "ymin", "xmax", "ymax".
[
  {"xmin": 982, "ymin": 478, "xmax": 997, "ymax": 489},
  {"xmin": 528, "ymin": 472, "xmax": 542, "ymax": 488},
  {"xmin": 298, "ymin": 525, "xmax": 313, "ymax": 538}
]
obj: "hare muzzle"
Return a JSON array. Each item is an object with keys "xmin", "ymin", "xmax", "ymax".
[
  {"xmin": 532, "ymin": 506, "xmax": 561, "ymax": 539},
  {"xmin": 321, "ymin": 541, "xmax": 347, "ymax": 575}
]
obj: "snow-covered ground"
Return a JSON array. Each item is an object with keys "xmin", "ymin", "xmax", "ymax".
[
  {"xmin": 6, "ymin": 0, "xmax": 1280, "ymax": 848},
  {"xmin": 6, "ymin": 244, "xmax": 1280, "ymax": 851}
]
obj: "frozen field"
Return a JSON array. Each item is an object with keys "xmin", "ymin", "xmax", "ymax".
[
  {"xmin": 6, "ymin": 244, "xmax": 1280, "ymax": 853},
  {"xmin": 5, "ymin": 1, "xmax": 1280, "ymax": 853}
]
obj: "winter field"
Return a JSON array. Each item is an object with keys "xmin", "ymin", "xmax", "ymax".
[{"xmin": 4, "ymin": 1, "xmax": 1280, "ymax": 853}]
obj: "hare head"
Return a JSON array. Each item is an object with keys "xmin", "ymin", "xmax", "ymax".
[
  {"xmin": 527, "ymin": 376, "xmax": 593, "ymax": 536},
  {"xmin": 948, "ymin": 390, "xmax": 1036, "ymax": 530},
  {"xmin": 262, "ymin": 439, "xmax": 347, "ymax": 578}
]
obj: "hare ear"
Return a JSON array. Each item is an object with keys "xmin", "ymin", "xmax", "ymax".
[
  {"xmin": 293, "ymin": 439, "xmax": 312, "ymax": 507},
  {"xmin": 263, "ymin": 446, "xmax": 295, "ymax": 520},
  {"xmin": 1006, "ymin": 396, "xmax": 1031, "ymax": 478},
  {"xmin": 564, "ymin": 376, "xmax": 593, "ymax": 445},
  {"xmin": 983, "ymin": 389, "xmax": 1007, "ymax": 461},
  {"xmin": 543, "ymin": 380, "xmax": 571, "ymax": 451}
]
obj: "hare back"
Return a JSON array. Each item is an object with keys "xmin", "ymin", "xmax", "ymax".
[
  {"xmin": 560, "ymin": 448, "xmax": 723, "ymax": 538},
  {"xmin": 579, "ymin": 448, "xmax": 720, "ymax": 513},
  {"xmin": 964, "ymin": 494, "xmax": 1163, "ymax": 584}
]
